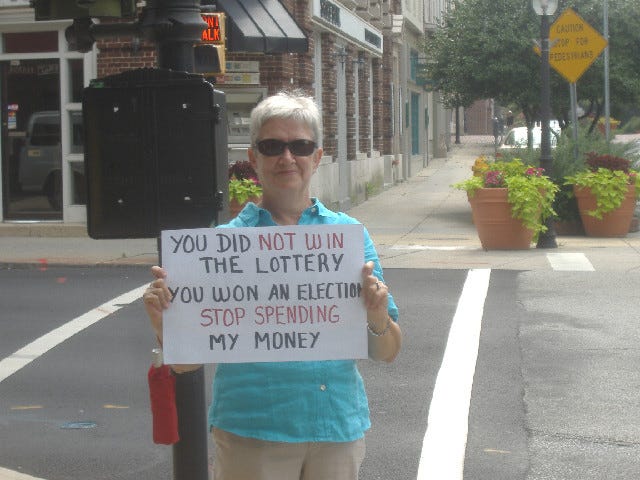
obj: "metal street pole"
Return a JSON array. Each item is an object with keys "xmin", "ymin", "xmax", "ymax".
[
  {"xmin": 603, "ymin": 0, "xmax": 611, "ymax": 142},
  {"xmin": 66, "ymin": 4, "xmax": 215, "ymax": 477},
  {"xmin": 536, "ymin": 9, "xmax": 558, "ymax": 249},
  {"xmin": 143, "ymin": 2, "xmax": 210, "ymax": 479}
]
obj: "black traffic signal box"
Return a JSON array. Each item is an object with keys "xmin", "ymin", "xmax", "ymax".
[{"xmin": 83, "ymin": 68, "xmax": 228, "ymax": 239}]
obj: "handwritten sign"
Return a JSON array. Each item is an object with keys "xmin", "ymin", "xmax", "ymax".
[{"xmin": 160, "ymin": 224, "xmax": 367, "ymax": 364}]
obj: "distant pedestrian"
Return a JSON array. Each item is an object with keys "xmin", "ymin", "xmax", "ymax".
[
  {"xmin": 506, "ymin": 110, "xmax": 514, "ymax": 127},
  {"xmin": 493, "ymin": 116, "xmax": 501, "ymax": 144}
]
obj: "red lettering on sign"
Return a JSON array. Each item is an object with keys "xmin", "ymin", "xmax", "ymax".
[{"xmin": 201, "ymin": 13, "xmax": 223, "ymax": 43}]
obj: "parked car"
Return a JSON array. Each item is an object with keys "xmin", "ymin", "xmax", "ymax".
[
  {"xmin": 500, "ymin": 123, "xmax": 560, "ymax": 150},
  {"xmin": 18, "ymin": 111, "xmax": 83, "ymax": 210}
]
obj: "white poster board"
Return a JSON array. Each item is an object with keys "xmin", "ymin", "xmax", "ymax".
[{"xmin": 160, "ymin": 224, "xmax": 367, "ymax": 364}]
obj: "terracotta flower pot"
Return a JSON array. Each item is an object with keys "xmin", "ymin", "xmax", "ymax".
[
  {"xmin": 468, "ymin": 188, "xmax": 535, "ymax": 250},
  {"xmin": 573, "ymin": 184, "xmax": 635, "ymax": 237},
  {"xmin": 597, "ymin": 122, "xmax": 619, "ymax": 135}
]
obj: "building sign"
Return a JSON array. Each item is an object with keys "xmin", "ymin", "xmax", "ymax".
[
  {"xmin": 312, "ymin": 0, "xmax": 383, "ymax": 55},
  {"xmin": 161, "ymin": 224, "xmax": 368, "ymax": 364},
  {"xmin": 320, "ymin": 0, "xmax": 341, "ymax": 27},
  {"xmin": 365, "ymin": 29, "xmax": 381, "ymax": 49},
  {"xmin": 201, "ymin": 12, "xmax": 225, "ymax": 44},
  {"xmin": 214, "ymin": 61, "xmax": 260, "ymax": 84},
  {"xmin": 225, "ymin": 60, "xmax": 260, "ymax": 73},
  {"xmin": 216, "ymin": 72, "xmax": 260, "ymax": 85}
]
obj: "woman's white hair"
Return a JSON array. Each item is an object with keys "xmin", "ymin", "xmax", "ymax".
[{"xmin": 250, "ymin": 90, "xmax": 323, "ymax": 147}]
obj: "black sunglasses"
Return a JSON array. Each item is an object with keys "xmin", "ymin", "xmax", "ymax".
[{"xmin": 255, "ymin": 138, "xmax": 317, "ymax": 157}]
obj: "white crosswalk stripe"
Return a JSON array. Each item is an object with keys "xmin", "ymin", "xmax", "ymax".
[
  {"xmin": 417, "ymin": 268, "xmax": 491, "ymax": 480},
  {"xmin": 546, "ymin": 252, "xmax": 595, "ymax": 271}
]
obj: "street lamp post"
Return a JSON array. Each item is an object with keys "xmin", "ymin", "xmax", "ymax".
[{"xmin": 532, "ymin": 0, "xmax": 558, "ymax": 248}]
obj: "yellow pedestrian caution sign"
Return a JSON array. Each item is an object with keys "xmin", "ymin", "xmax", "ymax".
[{"xmin": 534, "ymin": 8, "xmax": 607, "ymax": 83}]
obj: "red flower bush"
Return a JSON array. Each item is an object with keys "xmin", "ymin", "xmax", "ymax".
[
  {"xmin": 585, "ymin": 152, "xmax": 631, "ymax": 174},
  {"xmin": 484, "ymin": 170, "xmax": 505, "ymax": 187},
  {"xmin": 228, "ymin": 160, "xmax": 260, "ymax": 185},
  {"xmin": 228, "ymin": 160, "xmax": 262, "ymax": 204}
]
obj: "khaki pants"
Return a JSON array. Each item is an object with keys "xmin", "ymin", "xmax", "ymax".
[{"xmin": 212, "ymin": 428, "xmax": 366, "ymax": 480}]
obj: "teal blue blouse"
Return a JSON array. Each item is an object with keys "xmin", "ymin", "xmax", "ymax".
[{"xmin": 208, "ymin": 199, "xmax": 399, "ymax": 442}]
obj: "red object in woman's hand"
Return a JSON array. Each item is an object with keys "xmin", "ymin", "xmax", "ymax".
[{"xmin": 148, "ymin": 364, "xmax": 179, "ymax": 445}]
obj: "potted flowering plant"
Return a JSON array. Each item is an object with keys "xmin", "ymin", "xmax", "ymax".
[
  {"xmin": 454, "ymin": 157, "xmax": 558, "ymax": 249},
  {"xmin": 565, "ymin": 152, "xmax": 640, "ymax": 236},
  {"xmin": 597, "ymin": 116, "xmax": 621, "ymax": 135},
  {"xmin": 228, "ymin": 160, "xmax": 262, "ymax": 214}
]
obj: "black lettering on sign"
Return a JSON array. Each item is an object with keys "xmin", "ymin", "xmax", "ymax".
[
  {"xmin": 254, "ymin": 331, "xmax": 320, "ymax": 350},
  {"xmin": 199, "ymin": 256, "xmax": 243, "ymax": 274},
  {"xmin": 255, "ymin": 253, "xmax": 344, "ymax": 273},
  {"xmin": 170, "ymin": 234, "xmax": 207, "ymax": 253},
  {"xmin": 267, "ymin": 283, "xmax": 290, "ymax": 300},
  {"xmin": 209, "ymin": 333, "xmax": 239, "ymax": 350},
  {"xmin": 168, "ymin": 286, "xmax": 204, "ymax": 303},
  {"xmin": 211, "ymin": 284, "xmax": 259, "ymax": 302},
  {"xmin": 215, "ymin": 233, "xmax": 251, "ymax": 253}
]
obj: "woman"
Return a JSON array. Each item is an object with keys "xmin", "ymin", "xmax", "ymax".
[{"xmin": 143, "ymin": 91, "xmax": 402, "ymax": 479}]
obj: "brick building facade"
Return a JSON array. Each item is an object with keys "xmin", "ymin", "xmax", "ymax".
[{"xmin": 0, "ymin": 0, "xmax": 445, "ymax": 224}]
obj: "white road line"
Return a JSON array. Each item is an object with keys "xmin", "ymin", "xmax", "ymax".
[
  {"xmin": 416, "ymin": 268, "xmax": 491, "ymax": 480},
  {"xmin": 546, "ymin": 252, "xmax": 595, "ymax": 271},
  {"xmin": 0, "ymin": 466, "xmax": 48, "ymax": 480},
  {"xmin": 0, "ymin": 284, "xmax": 147, "ymax": 384}
]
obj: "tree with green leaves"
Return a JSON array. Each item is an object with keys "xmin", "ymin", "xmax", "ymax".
[{"xmin": 423, "ymin": 0, "xmax": 640, "ymax": 136}]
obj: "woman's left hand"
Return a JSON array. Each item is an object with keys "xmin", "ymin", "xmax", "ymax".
[
  {"xmin": 362, "ymin": 261, "xmax": 392, "ymax": 337},
  {"xmin": 362, "ymin": 261, "xmax": 388, "ymax": 315},
  {"xmin": 362, "ymin": 261, "xmax": 402, "ymax": 362}
]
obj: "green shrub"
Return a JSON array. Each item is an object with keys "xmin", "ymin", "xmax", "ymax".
[
  {"xmin": 621, "ymin": 116, "xmax": 640, "ymax": 134},
  {"xmin": 551, "ymin": 127, "xmax": 637, "ymax": 182}
]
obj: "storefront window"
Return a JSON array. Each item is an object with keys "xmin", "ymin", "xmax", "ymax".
[
  {"xmin": 68, "ymin": 58, "xmax": 84, "ymax": 102},
  {"xmin": 69, "ymin": 111, "xmax": 84, "ymax": 154},
  {"xmin": 70, "ymin": 160, "xmax": 86, "ymax": 205},
  {"xmin": 3, "ymin": 31, "xmax": 58, "ymax": 53},
  {"xmin": 68, "ymin": 110, "xmax": 85, "ymax": 205},
  {"xmin": 2, "ymin": 58, "xmax": 62, "ymax": 219}
]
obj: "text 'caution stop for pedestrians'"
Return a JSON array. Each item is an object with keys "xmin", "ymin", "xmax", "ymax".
[{"xmin": 534, "ymin": 7, "xmax": 607, "ymax": 83}]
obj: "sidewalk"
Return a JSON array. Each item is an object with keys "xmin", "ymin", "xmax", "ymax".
[
  {"xmin": 1, "ymin": 135, "xmax": 640, "ymax": 271},
  {"xmin": 350, "ymin": 137, "xmax": 640, "ymax": 271}
]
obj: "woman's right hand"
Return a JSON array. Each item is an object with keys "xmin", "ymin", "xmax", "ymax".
[
  {"xmin": 143, "ymin": 265, "xmax": 171, "ymax": 343},
  {"xmin": 143, "ymin": 266, "xmax": 202, "ymax": 374}
]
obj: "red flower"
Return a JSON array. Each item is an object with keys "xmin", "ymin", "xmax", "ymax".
[
  {"xmin": 526, "ymin": 167, "xmax": 544, "ymax": 177},
  {"xmin": 484, "ymin": 170, "xmax": 506, "ymax": 187},
  {"xmin": 229, "ymin": 160, "xmax": 262, "ymax": 187}
]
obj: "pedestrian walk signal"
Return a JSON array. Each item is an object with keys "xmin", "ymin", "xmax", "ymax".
[
  {"xmin": 201, "ymin": 12, "xmax": 225, "ymax": 43},
  {"xmin": 196, "ymin": 12, "xmax": 226, "ymax": 75},
  {"xmin": 194, "ymin": 44, "xmax": 225, "ymax": 75}
]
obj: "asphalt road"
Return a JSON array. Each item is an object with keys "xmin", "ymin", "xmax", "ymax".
[{"xmin": 2, "ymin": 264, "xmax": 640, "ymax": 480}]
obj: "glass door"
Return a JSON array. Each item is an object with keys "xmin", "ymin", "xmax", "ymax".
[{"xmin": 1, "ymin": 58, "xmax": 62, "ymax": 220}]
